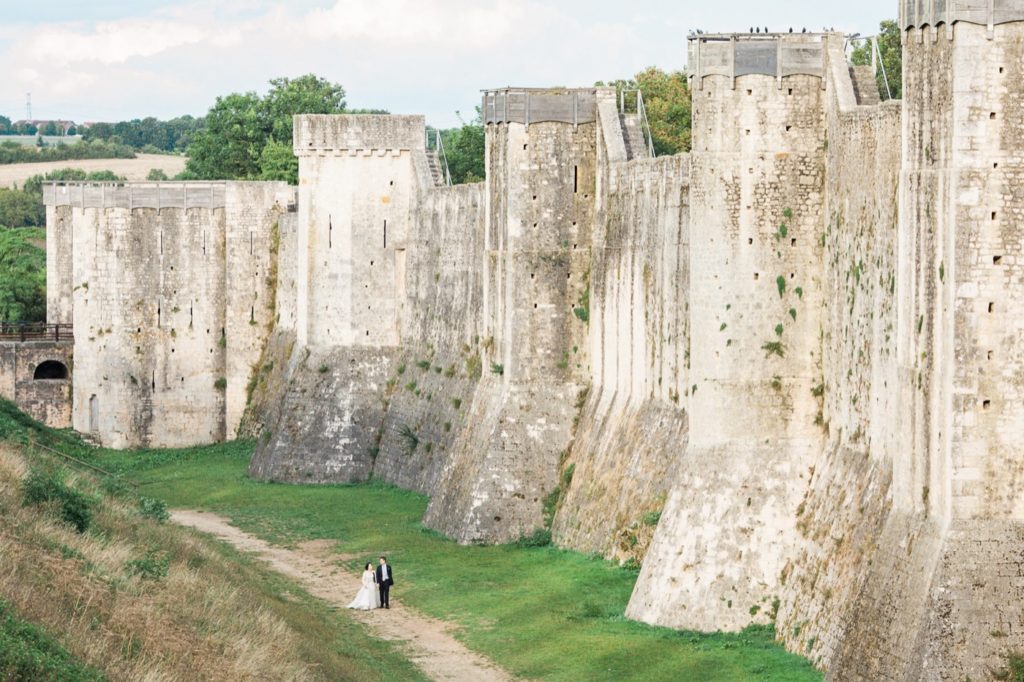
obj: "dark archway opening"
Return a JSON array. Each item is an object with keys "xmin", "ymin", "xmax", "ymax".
[{"xmin": 34, "ymin": 360, "xmax": 69, "ymax": 380}]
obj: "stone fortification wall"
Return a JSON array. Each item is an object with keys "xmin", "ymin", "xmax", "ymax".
[
  {"xmin": 422, "ymin": 91, "xmax": 597, "ymax": 543},
  {"xmin": 825, "ymin": 21, "xmax": 1024, "ymax": 680},
  {"xmin": 771, "ymin": 40, "xmax": 905, "ymax": 671},
  {"xmin": 46, "ymin": 181, "xmax": 291, "ymax": 448},
  {"xmin": 629, "ymin": 35, "xmax": 829, "ymax": 631},
  {"xmin": 0, "ymin": 341, "xmax": 72, "ymax": 427},
  {"xmin": 248, "ymin": 115, "xmax": 426, "ymax": 481},
  {"xmin": 552, "ymin": 153, "xmax": 689, "ymax": 560},
  {"xmin": 370, "ymin": 183, "xmax": 486, "ymax": 494}
]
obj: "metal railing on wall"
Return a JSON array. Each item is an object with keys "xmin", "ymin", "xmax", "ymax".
[
  {"xmin": 844, "ymin": 35, "xmax": 893, "ymax": 101},
  {"xmin": 425, "ymin": 129, "xmax": 453, "ymax": 186},
  {"xmin": 620, "ymin": 90, "xmax": 657, "ymax": 158},
  {"xmin": 0, "ymin": 323, "xmax": 74, "ymax": 343}
]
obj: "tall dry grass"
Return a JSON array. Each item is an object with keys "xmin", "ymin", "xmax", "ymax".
[{"xmin": 0, "ymin": 443, "xmax": 376, "ymax": 681}]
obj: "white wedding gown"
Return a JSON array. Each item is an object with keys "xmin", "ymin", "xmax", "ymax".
[{"xmin": 347, "ymin": 570, "xmax": 381, "ymax": 610}]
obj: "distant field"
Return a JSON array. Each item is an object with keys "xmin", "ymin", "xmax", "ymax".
[
  {"xmin": 0, "ymin": 135, "xmax": 83, "ymax": 147},
  {"xmin": 0, "ymin": 154, "xmax": 188, "ymax": 188}
]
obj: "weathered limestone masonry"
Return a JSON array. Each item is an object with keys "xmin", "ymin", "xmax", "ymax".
[
  {"xmin": 822, "ymin": 9, "xmax": 1024, "ymax": 679},
  {"xmin": 43, "ymin": 181, "xmax": 292, "ymax": 448},
  {"xmin": 0, "ymin": 340, "xmax": 72, "ymax": 427},
  {"xmin": 552, "ymin": 132, "xmax": 689, "ymax": 559},
  {"xmin": 629, "ymin": 32, "xmax": 829, "ymax": 632},
  {"xmin": 775, "ymin": 37, "xmax": 904, "ymax": 673},
  {"xmin": 249, "ymin": 116, "xmax": 425, "ymax": 482},
  {"xmin": 423, "ymin": 89, "xmax": 597, "ymax": 542}
]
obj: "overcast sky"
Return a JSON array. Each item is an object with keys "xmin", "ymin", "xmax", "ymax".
[{"xmin": 0, "ymin": 0, "xmax": 894, "ymax": 128}]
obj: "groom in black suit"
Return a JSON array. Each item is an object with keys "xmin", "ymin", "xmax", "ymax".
[{"xmin": 376, "ymin": 556, "xmax": 394, "ymax": 609}]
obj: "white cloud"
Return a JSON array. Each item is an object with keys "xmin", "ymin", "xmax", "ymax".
[
  {"xmin": 24, "ymin": 19, "xmax": 212, "ymax": 66},
  {"xmin": 298, "ymin": 0, "xmax": 550, "ymax": 50}
]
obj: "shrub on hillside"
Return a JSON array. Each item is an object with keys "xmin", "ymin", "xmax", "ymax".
[{"xmin": 22, "ymin": 468, "xmax": 94, "ymax": 533}]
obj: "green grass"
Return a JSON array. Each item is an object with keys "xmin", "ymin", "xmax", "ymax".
[
  {"xmin": 96, "ymin": 443, "xmax": 822, "ymax": 682},
  {"xmin": 0, "ymin": 599, "xmax": 105, "ymax": 681}
]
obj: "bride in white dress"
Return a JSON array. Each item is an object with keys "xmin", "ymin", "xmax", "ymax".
[{"xmin": 347, "ymin": 563, "xmax": 381, "ymax": 610}]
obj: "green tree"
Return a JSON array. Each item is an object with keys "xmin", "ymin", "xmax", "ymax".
[
  {"xmin": 258, "ymin": 138, "xmax": 299, "ymax": 184},
  {"xmin": 42, "ymin": 121, "xmax": 59, "ymax": 136},
  {"xmin": 0, "ymin": 227, "xmax": 46, "ymax": 322},
  {"xmin": 850, "ymin": 20, "xmax": 902, "ymax": 100},
  {"xmin": 184, "ymin": 92, "xmax": 265, "ymax": 180},
  {"xmin": 0, "ymin": 116, "xmax": 10, "ymax": 134},
  {"xmin": 262, "ymin": 74, "xmax": 346, "ymax": 145},
  {"xmin": 439, "ymin": 109, "xmax": 485, "ymax": 184},
  {"xmin": 184, "ymin": 74, "xmax": 347, "ymax": 182},
  {"xmin": 0, "ymin": 189, "xmax": 43, "ymax": 227},
  {"xmin": 147, "ymin": 168, "xmax": 169, "ymax": 181}
]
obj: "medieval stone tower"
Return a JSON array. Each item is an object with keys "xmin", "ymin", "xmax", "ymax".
[
  {"xmin": 423, "ymin": 89, "xmax": 596, "ymax": 543},
  {"xmin": 628, "ymin": 31, "xmax": 830, "ymax": 631}
]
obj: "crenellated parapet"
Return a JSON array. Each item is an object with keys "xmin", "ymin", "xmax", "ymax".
[
  {"xmin": 293, "ymin": 114, "xmax": 425, "ymax": 155},
  {"xmin": 901, "ymin": 0, "xmax": 1024, "ymax": 31},
  {"xmin": 687, "ymin": 33, "xmax": 827, "ymax": 88}
]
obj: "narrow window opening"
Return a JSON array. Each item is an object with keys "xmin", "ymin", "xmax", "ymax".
[
  {"xmin": 993, "ymin": 255, "xmax": 1003, "ymax": 264},
  {"xmin": 533, "ymin": 195, "xmax": 538, "ymax": 200},
  {"xmin": 790, "ymin": 272, "xmax": 795, "ymax": 279},
  {"xmin": 329, "ymin": 215, "xmax": 332, "ymax": 248},
  {"xmin": 383, "ymin": 220, "xmax": 387, "ymax": 248},
  {"xmin": 791, "ymin": 238, "xmax": 797, "ymax": 247},
  {"xmin": 754, "ymin": 273, "xmax": 760, "ymax": 280},
  {"xmin": 989, "ymin": 302, "xmax": 995, "ymax": 313},
  {"xmin": 785, "ymin": 125, "xmax": 792, "ymax": 132},
  {"xmin": 988, "ymin": 350, "xmax": 994, "ymax": 360},
  {"xmin": 994, "ymin": 162, "xmax": 1000, "ymax": 169},
  {"xmin": 250, "ymin": 306, "xmax": 255, "ymax": 322},
  {"xmin": 745, "ymin": 129, "xmax": 751, "ymax": 136},
  {"xmin": 574, "ymin": 165, "xmax": 578, "ymax": 193},
  {"xmin": 530, "ymin": 273, "xmax": 534, "ymax": 279},
  {"xmin": 159, "ymin": 230, "xmax": 163, "ymax": 255},
  {"xmin": 990, "ymin": 112, "xmax": 997, "ymax": 119},
  {"xmin": 370, "ymin": 260, "xmax": 374, "ymax": 266},
  {"xmin": 533, "ymin": 303, "xmax": 538, "ymax": 309},
  {"xmin": 366, "ymin": 330, "xmax": 370, "ymax": 336},
  {"xmin": 983, "ymin": 399, "xmax": 992, "ymax": 409},
  {"xmin": 151, "ymin": 372, "xmax": 155, "ymax": 391},
  {"xmin": 189, "ymin": 304, "xmax": 193, "ymax": 328},
  {"xmin": 389, "ymin": 180, "xmax": 394, "ymax": 186},
  {"xmin": 157, "ymin": 303, "xmax": 161, "ymax": 328},
  {"xmin": 523, "ymin": 144, "xmax": 527, "ymax": 150},
  {"xmin": 1000, "ymin": 66, "xmax": 1005, "ymax": 74},
  {"xmin": 746, "ymin": 89, "xmax": 752, "ymax": 95},
  {"xmin": 250, "ymin": 231, "xmax": 254, "ymax": 255},
  {"xmin": 203, "ymin": 230, "xmax": 207, "ymax": 255},
  {"xmin": 748, "ymin": 238, "xmax": 753, "ymax": 245},
  {"xmin": 788, "ymin": 88, "xmax": 793, "ymax": 96}
]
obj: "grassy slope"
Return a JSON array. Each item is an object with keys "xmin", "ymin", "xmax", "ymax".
[
  {"xmin": 0, "ymin": 402, "xmax": 425, "ymax": 682},
  {"xmin": 0, "ymin": 599, "xmax": 105, "ymax": 681},
  {"xmin": 99, "ymin": 443, "xmax": 822, "ymax": 682}
]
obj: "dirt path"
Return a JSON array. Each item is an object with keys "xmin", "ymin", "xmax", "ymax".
[{"xmin": 170, "ymin": 510, "xmax": 514, "ymax": 682}]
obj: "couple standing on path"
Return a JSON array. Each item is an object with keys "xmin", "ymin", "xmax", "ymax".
[{"xmin": 347, "ymin": 556, "xmax": 395, "ymax": 610}]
